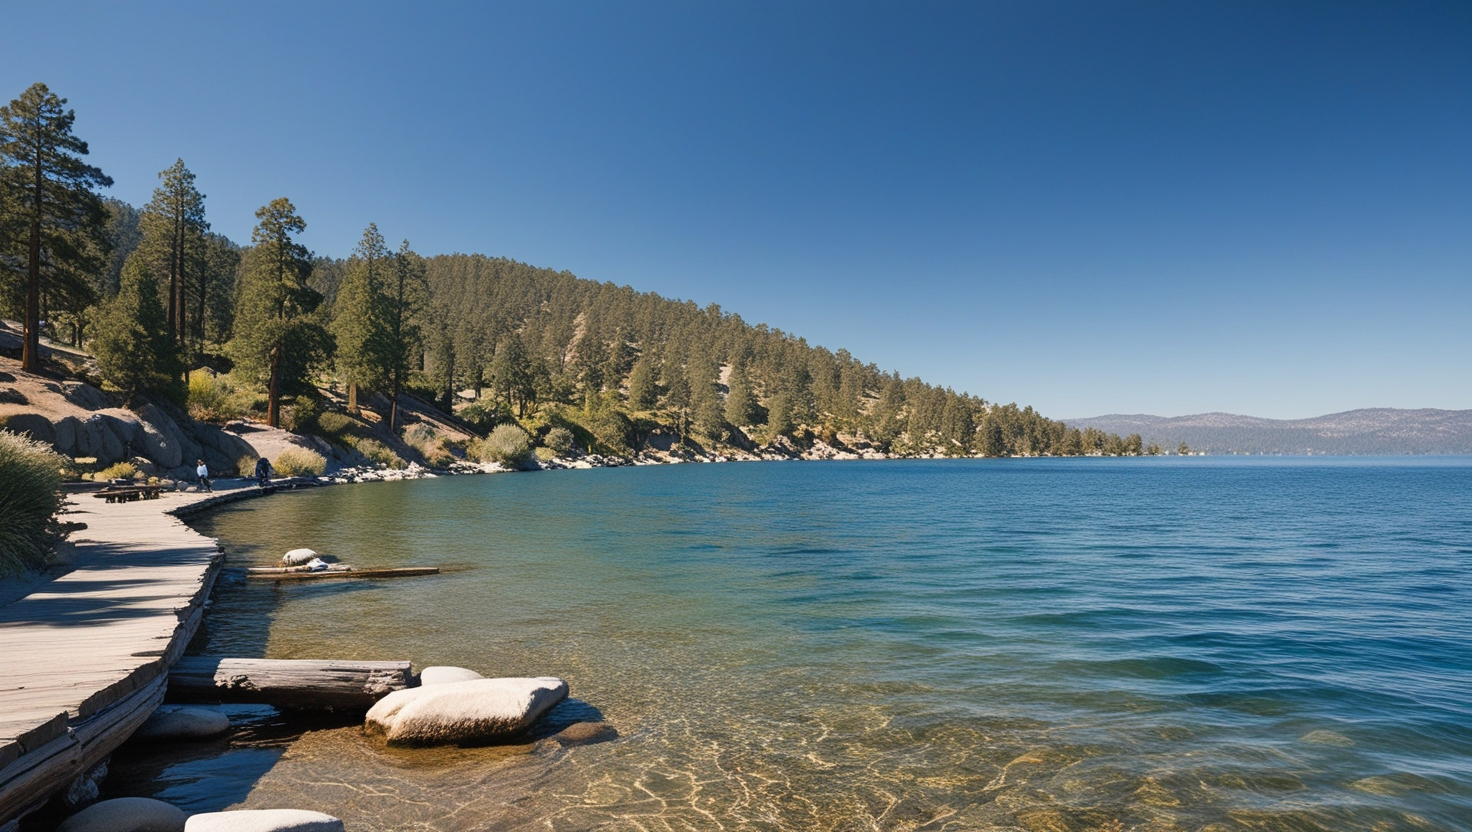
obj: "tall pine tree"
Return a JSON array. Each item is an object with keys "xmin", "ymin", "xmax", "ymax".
[
  {"xmin": 331, "ymin": 223, "xmax": 391, "ymax": 415},
  {"xmin": 0, "ymin": 83, "xmax": 112, "ymax": 372},
  {"xmin": 138, "ymin": 159, "xmax": 207, "ymax": 347},
  {"xmin": 228, "ymin": 198, "xmax": 331, "ymax": 427}
]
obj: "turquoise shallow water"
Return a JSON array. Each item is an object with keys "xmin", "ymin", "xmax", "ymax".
[{"xmin": 155, "ymin": 458, "xmax": 1471, "ymax": 830}]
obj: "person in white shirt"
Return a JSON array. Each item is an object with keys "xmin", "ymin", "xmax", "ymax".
[{"xmin": 195, "ymin": 459, "xmax": 211, "ymax": 493}]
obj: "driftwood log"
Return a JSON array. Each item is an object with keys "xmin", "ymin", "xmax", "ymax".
[{"xmin": 168, "ymin": 657, "xmax": 414, "ymax": 711}]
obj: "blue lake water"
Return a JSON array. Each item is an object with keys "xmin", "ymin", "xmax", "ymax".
[{"xmin": 158, "ymin": 458, "xmax": 1472, "ymax": 830}]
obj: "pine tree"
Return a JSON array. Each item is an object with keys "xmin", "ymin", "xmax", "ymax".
[
  {"xmin": 137, "ymin": 159, "xmax": 207, "ymax": 347},
  {"xmin": 627, "ymin": 353, "xmax": 658, "ymax": 410},
  {"xmin": 489, "ymin": 335, "xmax": 534, "ymax": 416},
  {"xmin": 331, "ymin": 224, "xmax": 391, "ymax": 414},
  {"xmin": 228, "ymin": 198, "xmax": 331, "ymax": 427},
  {"xmin": 0, "ymin": 83, "xmax": 112, "ymax": 372},
  {"xmin": 724, "ymin": 363, "xmax": 757, "ymax": 427},
  {"xmin": 92, "ymin": 256, "xmax": 178, "ymax": 399},
  {"xmin": 383, "ymin": 240, "xmax": 426, "ymax": 430}
]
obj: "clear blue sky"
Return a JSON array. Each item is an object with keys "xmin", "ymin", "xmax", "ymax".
[{"xmin": 4, "ymin": 1, "xmax": 1468, "ymax": 419}]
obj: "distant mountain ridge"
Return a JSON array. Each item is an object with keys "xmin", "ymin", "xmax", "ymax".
[{"xmin": 1065, "ymin": 408, "xmax": 1472, "ymax": 455}]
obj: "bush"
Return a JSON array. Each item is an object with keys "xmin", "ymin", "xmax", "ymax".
[
  {"xmin": 186, "ymin": 370, "xmax": 240, "ymax": 422},
  {"xmin": 315, "ymin": 411, "xmax": 357, "ymax": 437},
  {"xmin": 469, "ymin": 424, "xmax": 534, "ymax": 468},
  {"xmin": 0, "ymin": 431, "xmax": 65, "ymax": 576},
  {"xmin": 274, "ymin": 446, "xmax": 327, "ymax": 477},
  {"xmin": 238, "ymin": 453, "xmax": 260, "ymax": 477},
  {"xmin": 543, "ymin": 426, "xmax": 578, "ymax": 456},
  {"xmin": 97, "ymin": 461, "xmax": 139, "ymax": 481},
  {"xmin": 280, "ymin": 397, "xmax": 323, "ymax": 433},
  {"xmin": 459, "ymin": 400, "xmax": 513, "ymax": 432},
  {"xmin": 356, "ymin": 438, "xmax": 404, "ymax": 469}
]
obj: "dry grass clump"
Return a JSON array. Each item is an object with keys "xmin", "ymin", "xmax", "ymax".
[
  {"xmin": 97, "ymin": 461, "xmax": 139, "ymax": 480},
  {"xmin": 356, "ymin": 438, "xmax": 404, "ymax": 469},
  {"xmin": 274, "ymin": 447, "xmax": 327, "ymax": 477},
  {"xmin": 0, "ymin": 430, "xmax": 65, "ymax": 576}
]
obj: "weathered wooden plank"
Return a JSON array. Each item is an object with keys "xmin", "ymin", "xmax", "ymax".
[
  {"xmin": 246, "ymin": 566, "xmax": 439, "ymax": 580},
  {"xmin": 167, "ymin": 657, "xmax": 413, "ymax": 711},
  {"xmin": 0, "ymin": 490, "xmax": 229, "ymax": 825},
  {"xmin": 0, "ymin": 675, "xmax": 164, "ymax": 822}
]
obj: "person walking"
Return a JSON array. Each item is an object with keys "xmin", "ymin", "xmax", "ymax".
[
  {"xmin": 195, "ymin": 459, "xmax": 212, "ymax": 493},
  {"xmin": 253, "ymin": 456, "xmax": 273, "ymax": 487}
]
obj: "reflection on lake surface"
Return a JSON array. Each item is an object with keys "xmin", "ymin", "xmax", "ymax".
[{"xmin": 140, "ymin": 458, "xmax": 1472, "ymax": 830}]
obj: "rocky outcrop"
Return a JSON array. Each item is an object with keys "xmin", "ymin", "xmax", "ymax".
[
  {"xmin": 365, "ymin": 677, "xmax": 568, "ymax": 746},
  {"xmin": 57, "ymin": 797, "xmax": 187, "ymax": 832},
  {"xmin": 184, "ymin": 810, "xmax": 344, "ymax": 832},
  {"xmin": 136, "ymin": 404, "xmax": 191, "ymax": 470}
]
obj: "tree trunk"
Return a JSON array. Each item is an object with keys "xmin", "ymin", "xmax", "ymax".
[
  {"xmin": 22, "ymin": 217, "xmax": 41, "ymax": 372},
  {"xmin": 347, "ymin": 382, "xmax": 359, "ymax": 415},
  {"xmin": 388, "ymin": 395, "xmax": 398, "ymax": 434},
  {"xmin": 267, "ymin": 344, "xmax": 282, "ymax": 427}
]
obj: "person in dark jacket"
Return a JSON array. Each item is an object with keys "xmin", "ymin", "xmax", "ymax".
[{"xmin": 253, "ymin": 456, "xmax": 273, "ymax": 487}]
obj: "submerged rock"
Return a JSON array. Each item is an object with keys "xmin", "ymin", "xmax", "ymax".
[
  {"xmin": 184, "ymin": 810, "xmax": 343, "ymax": 832},
  {"xmin": 133, "ymin": 705, "xmax": 231, "ymax": 741},
  {"xmin": 551, "ymin": 721, "xmax": 619, "ymax": 747},
  {"xmin": 365, "ymin": 676, "xmax": 568, "ymax": 746},
  {"xmin": 58, "ymin": 797, "xmax": 186, "ymax": 832},
  {"xmin": 418, "ymin": 666, "xmax": 485, "ymax": 686}
]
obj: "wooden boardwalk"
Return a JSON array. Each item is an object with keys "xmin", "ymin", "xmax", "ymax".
[{"xmin": 0, "ymin": 487, "xmax": 256, "ymax": 823}]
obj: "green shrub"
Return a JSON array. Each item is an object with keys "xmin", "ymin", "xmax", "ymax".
[
  {"xmin": 356, "ymin": 438, "xmax": 404, "ymax": 469},
  {"xmin": 459, "ymin": 400, "xmax": 513, "ymax": 431},
  {"xmin": 280, "ymin": 397, "xmax": 323, "ymax": 433},
  {"xmin": 544, "ymin": 426, "xmax": 578, "ymax": 456},
  {"xmin": 97, "ymin": 461, "xmax": 139, "ymax": 480},
  {"xmin": 468, "ymin": 424, "xmax": 534, "ymax": 468},
  {"xmin": 274, "ymin": 447, "xmax": 327, "ymax": 477},
  {"xmin": 0, "ymin": 431, "xmax": 65, "ymax": 576},
  {"xmin": 583, "ymin": 407, "xmax": 634, "ymax": 456},
  {"xmin": 186, "ymin": 370, "xmax": 241, "ymax": 422},
  {"xmin": 315, "ymin": 411, "xmax": 357, "ymax": 437}
]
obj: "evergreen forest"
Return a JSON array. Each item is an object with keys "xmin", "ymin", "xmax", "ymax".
[{"xmin": 1, "ymin": 82, "xmax": 1149, "ymax": 464}]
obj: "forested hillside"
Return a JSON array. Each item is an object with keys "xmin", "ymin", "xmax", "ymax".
[{"xmin": 2, "ymin": 81, "xmax": 1143, "ymax": 465}]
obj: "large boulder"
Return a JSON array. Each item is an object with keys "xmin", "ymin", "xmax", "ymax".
[
  {"xmin": 365, "ymin": 677, "xmax": 568, "ymax": 746},
  {"xmin": 58, "ymin": 797, "xmax": 187, "ymax": 832},
  {"xmin": 0, "ymin": 412, "xmax": 54, "ymax": 444},
  {"xmin": 137, "ymin": 403, "xmax": 189, "ymax": 469},
  {"xmin": 184, "ymin": 810, "xmax": 343, "ymax": 832},
  {"xmin": 54, "ymin": 415, "xmax": 79, "ymax": 455},
  {"xmin": 133, "ymin": 705, "xmax": 231, "ymax": 741},
  {"xmin": 101, "ymin": 411, "xmax": 145, "ymax": 453},
  {"xmin": 418, "ymin": 666, "xmax": 485, "ymax": 686},
  {"xmin": 189, "ymin": 422, "xmax": 256, "ymax": 473},
  {"xmin": 75, "ymin": 415, "xmax": 126, "ymax": 464}
]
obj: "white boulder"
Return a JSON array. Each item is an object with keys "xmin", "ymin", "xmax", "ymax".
[
  {"xmin": 58, "ymin": 797, "xmax": 186, "ymax": 832},
  {"xmin": 418, "ymin": 666, "xmax": 485, "ymax": 686},
  {"xmin": 365, "ymin": 676, "xmax": 568, "ymax": 746},
  {"xmin": 184, "ymin": 810, "xmax": 344, "ymax": 832},
  {"xmin": 280, "ymin": 548, "xmax": 318, "ymax": 566},
  {"xmin": 133, "ymin": 705, "xmax": 231, "ymax": 741}
]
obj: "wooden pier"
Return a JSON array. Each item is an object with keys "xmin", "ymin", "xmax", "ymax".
[{"xmin": 0, "ymin": 488, "xmax": 252, "ymax": 824}]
